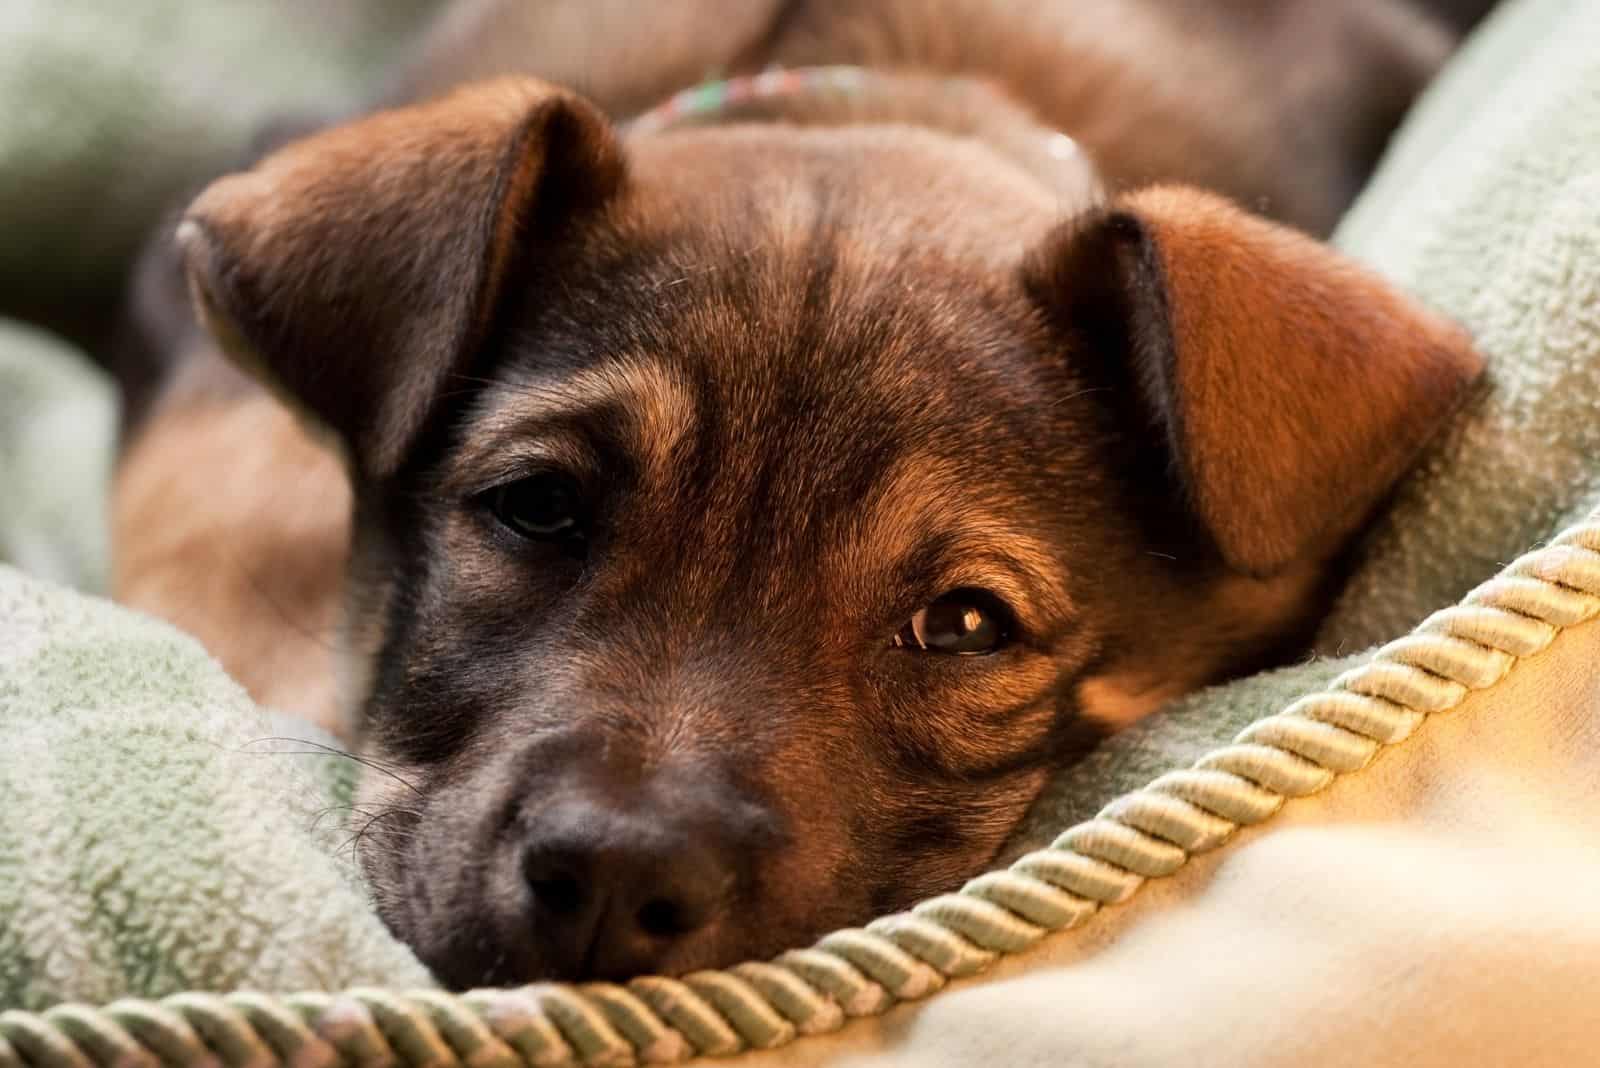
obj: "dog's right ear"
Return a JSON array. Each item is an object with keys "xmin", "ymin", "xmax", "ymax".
[{"xmin": 178, "ymin": 79, "xmax": 625, "ymax": 478}]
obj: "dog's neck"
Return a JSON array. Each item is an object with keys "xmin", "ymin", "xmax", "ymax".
[{"xmin": 626, "ymin": 65, "xmax": 1104, "ymax": 208}]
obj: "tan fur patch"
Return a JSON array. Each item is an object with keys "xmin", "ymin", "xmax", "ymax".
[
  {"xmin": 844, "ymin": 451, "xmax": 1074, "ymax": 632},
  {"xmin": 452, "ymin": 356, "xmax": 696, "ymax": 490},
  {"xmin": 1077, "ymin": 561, "xmax": 1327, "ymax": 730},
  {"xmin": 113, "ymin": 379, "xmax": 351, "ymax": 735}
]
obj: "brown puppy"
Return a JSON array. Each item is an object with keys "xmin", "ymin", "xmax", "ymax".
[{"xmin": 114, "ymin": 7, "xmax": 1481, "ymax": 987}]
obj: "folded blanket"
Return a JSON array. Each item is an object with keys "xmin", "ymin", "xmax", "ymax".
[
  {"xmin": 0, "ymin": 0, "xmax": 439, "ymax": 1010},
  {"xmin": 2, "ymin": 0, "xmax": 1598, "ymax": 1064},
  {"xmin": 0, "ymin": 569, "xmax": 433, "ymax": 1008},
  {"xmin": 0, "ymin": 322, "xmax": 113, "ymax": 593}
]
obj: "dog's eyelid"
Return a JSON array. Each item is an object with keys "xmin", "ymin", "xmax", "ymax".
[
  {"xmin": 925, "ymin": 557, "xmax": 1069, "ymax": 639},
  {"xmin": 444, "ymin": 438, "xmax": 600, "ymax": 501}
]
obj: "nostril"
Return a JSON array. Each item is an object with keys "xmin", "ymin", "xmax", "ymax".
[
  {"xmin": 516, "ymin": 790, "xmax": 754, "ymax": 978},
  {"xmin": 636, "ymin": 897, "xmax": 687, "ymax": 938},
  {"xmin": 528, "ymin": 871, "xmax": 585, "ymax": 916},
  {"xmin": 523, "ymin": 844, "xmax": 590, "ymax": 918}
]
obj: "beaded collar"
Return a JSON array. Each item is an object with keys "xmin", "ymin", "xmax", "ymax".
[
  {"xmin": 622, "ymin": 65, "xmax": 1102, "ymax": 209},
  {"xmin": 626, "ymin": 66, "xmax": 872, "ymax": 136}
]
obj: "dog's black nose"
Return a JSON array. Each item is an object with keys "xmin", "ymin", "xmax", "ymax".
[{"xmin": 519, "ymin": 794, "xmax": 745, "ymax": 979}]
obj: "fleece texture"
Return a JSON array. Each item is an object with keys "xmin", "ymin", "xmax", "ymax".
[
  {"xmin": 0, "ymin": 0, "xmax": 1597, "ymax": 1029},
  {"xmin": 0, "ymin": 571, "xmax": 434, "ymax": 1008}
]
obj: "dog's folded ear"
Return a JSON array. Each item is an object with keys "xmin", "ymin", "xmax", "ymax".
[
  {"xmin": 1028, "ymin": 186, "xmax": 1485, "ymax": 577},
  {"xmin": 178, "ymin": 79, "xmax": 625, "ymax": 478}
]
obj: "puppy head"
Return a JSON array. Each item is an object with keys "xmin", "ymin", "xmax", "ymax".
[{"xmin": 180, "ymin": 79, "xmax": 1482, "ymax": 986}]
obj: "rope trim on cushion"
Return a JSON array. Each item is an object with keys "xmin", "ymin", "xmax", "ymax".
[{"xmin": 5, "ymin": 510, "xmax": 1598, "ymax": 1067}]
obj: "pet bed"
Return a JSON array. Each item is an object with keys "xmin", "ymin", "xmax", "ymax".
[{"xmin": 3, "ymin": 0, "xmax": 1599, "ymax": 1063}]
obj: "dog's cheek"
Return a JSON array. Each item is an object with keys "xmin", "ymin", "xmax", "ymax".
[
  {"xmin": 353, "ymin": 571, "xmax": 553, "ymax": 767},
  {"xmin": 349, "ymin": 767, "xmax": 429, "ymax": 938},
  {"xmin": 357, "ymin": 752, "xmax": 534, "ymax": 986},
  {"xmin": 867, "ymin": 768, "xmax": 1053, "ymax": 912},
  {"xmin": 807, "ymin": 676, "xmax": 1078, "ymax": 912}
]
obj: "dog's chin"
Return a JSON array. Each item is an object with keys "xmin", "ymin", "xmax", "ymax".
[
  {"xmin": 348, "ymin": 751, "xmax": 1029, "ymax": 986},
  {"xmin": 362, "ymin": 833, "xmax": 955, "ymax": 987},
  {"xmin": 360, "ymin": 838, "xmax": 527, "ymax": 987},
  {"xmin": 360, "ymin": 837, "xmax": 790, "ymax": 987},
  {"xmin": 380, "ymin": 885, "xmax": 855, "ymax": 988}
]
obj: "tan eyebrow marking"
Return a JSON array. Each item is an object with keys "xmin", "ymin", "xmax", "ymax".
[
  {"xmin": 454, "ymin": 356, "xmax": 696, "ymax": 487},
  {"xmin": 839, "ymin": 452, "xmax": 1073, "ymax": 629}
]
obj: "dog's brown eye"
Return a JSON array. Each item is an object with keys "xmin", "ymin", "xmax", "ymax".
[
  {"xmin": 487, "ymin": 473, "xmax": 586, "ymax": 542},
  {"xmin": 892, "ymin": 588, "xmax": 1011, "ymax": 655}
]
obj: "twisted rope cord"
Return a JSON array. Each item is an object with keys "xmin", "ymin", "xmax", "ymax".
[{"xmin": 6, "ymin": 512, "xmax": 1598, "ymax": 1068}]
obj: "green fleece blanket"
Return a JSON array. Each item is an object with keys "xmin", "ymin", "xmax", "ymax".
[
  {"xmin": 2, "ymin": 0, "xmax": 1598, "ymax": 1029},
  {"xmin": 0, "ymin": 0, "xmax": 431, "ymax": 336}
]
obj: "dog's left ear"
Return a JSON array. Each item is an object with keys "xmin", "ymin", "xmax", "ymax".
[
  {"xmin": 177, "ymin": 78, "xmax": 625, "ymax": 479},
  {"xmin": 1027, "ymin": 186, "xmax": 1485, "ymax": 576}
]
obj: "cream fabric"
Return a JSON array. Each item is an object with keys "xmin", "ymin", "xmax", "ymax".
[{"xmin": 748, "ymin": 617, "xmax": 1600, "ymax": 1067}]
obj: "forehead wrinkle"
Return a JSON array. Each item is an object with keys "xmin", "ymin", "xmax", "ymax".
[
  {"xmin": 452, "ymin": 354, "xmax": 696, "ymax": 487},
  {"xmin": 844, "ymin": 452, "xmax": 1073, "ymax": 623}
]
